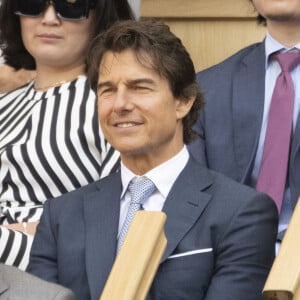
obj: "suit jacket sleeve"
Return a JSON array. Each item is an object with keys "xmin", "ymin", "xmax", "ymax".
[
  {"xmin": 27, "ymin": 199, "xmax": 59, "ymax": 283},
  {"xmin": 204, "ymin": 192, "xmax": 277, "ymax": 300}
]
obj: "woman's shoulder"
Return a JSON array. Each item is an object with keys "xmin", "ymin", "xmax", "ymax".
[
  {"xmin": 0, "ymin": 82, "xmax": 34, "ymax": 107},
  {"xmin": 0, "ymin": 81, "xmax": 33, "ymax": 97}
]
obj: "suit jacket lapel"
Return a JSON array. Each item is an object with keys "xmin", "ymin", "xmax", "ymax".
[
  {"xmin": 289, "ymin": 114, "xmax": 300, "ymax": 206},
  {"xmin": 84, "ymin": 173, "xmax": 121, "ymax": 300},
  {"xmin": 291, "ymin": 114, "xmax": 300, "ymax": 162},
  {"xmin": 232, "ymin": 42, "xmax": 266, "ymax": 183},
  {"xmin": 161, "ymin": 158, "xmax": 213, "ymax": 262}
]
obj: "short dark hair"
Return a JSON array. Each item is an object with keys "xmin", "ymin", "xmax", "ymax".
[
  {"xmin": 87, "ymin": 19, "xmax": 204, "ymax": 144},
  {"xmin": 257, "ymin": 14, "xmax": 266, "ymax": 25},
  {"xmin": 0, "ymin": 0, "xmax": 134, "ymax": 69}
]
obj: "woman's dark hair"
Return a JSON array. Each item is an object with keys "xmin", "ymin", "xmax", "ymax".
[
  {"xmin": 0, "ymin": 0, "xmax": 134, "ymax": 69},
  {"xmin": 87, "ymin": 19, "xmax": 205, "ymax": 144}
]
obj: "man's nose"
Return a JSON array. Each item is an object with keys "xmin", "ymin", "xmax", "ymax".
[{"xmin": 112, "ymin": 88, "xmax": 134, "ymax": 113}]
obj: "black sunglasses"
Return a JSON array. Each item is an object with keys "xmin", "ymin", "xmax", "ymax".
[{"xmin": 14, "ymin": 0, "xmax": 96, "ymax": 21}]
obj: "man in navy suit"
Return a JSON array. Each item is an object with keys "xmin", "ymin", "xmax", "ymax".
[
  {"xmin": 28, "ymin": 19, "xmax": 278, "ymax": 300},
  {"xmin": 188, "ymin": 0, "xmax": 300, "ymax": 244}
]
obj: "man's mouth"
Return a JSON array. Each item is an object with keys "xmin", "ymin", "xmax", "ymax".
[{"xmin": 115, "ymin": 122, "xmax": 141, "ymax": 128}]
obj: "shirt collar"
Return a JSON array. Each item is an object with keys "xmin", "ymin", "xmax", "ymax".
[
  {"xmin": 120, "ymin": 146, "xmax": 190, "ymax": 199},
  {"xmin": 265, "ymin": 32, "xmax": 300, "ymax": 67}
]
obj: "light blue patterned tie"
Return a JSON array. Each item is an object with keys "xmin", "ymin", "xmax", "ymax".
[{"xmin": 117, "ymin": 176, "xmax": 156, "ymax": 252}]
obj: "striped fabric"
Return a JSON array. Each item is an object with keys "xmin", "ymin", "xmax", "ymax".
[
  {"xmin": 0, "ymin": 227, "xmax": 33, "ymax": 270},
  {"xmin": 0, "ymin": 75, "xmax": 120, "ymax": 269}
]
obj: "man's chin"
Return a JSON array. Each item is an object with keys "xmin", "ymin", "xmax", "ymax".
[
  {"xmin": 266, "ymin": 13, "xmax": 300, "ymax": 23},
  {"xmin": 119, "ymin": 148, "xmax": 145, "ymax": 157}
]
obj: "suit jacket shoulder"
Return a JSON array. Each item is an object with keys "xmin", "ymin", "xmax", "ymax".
[
  {"xmin": 171, "ymin": 155, "xmax": 277, "ymax": 222},
  {"xmin": 189, "ymin": 41, "xmax": 266, "ymax": 182},
  {"xmin": 42, "ymin": 171, "xmax": 121, "ymax": 218},
  {"xmin": 197, "ymin": 41, "xmax": 264, "ymax": 81}
]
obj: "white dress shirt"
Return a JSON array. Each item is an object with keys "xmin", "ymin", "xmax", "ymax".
[{"xmin": 118, "ymin": 146, "xmax": 189, "ymax": 234}]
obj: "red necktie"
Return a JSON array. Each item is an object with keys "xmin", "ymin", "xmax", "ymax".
[{"xmin": 256, "ymin": 52, "xmax": 300, "ymax": 212}]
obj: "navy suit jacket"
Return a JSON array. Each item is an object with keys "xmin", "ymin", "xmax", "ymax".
[
  {"xmin": 28, "ymin": 157, "xmax": 278, "ymax": 300},
  {"xmin": 188, "ymin": 40, "xmax": 300, "ymax": 207}
]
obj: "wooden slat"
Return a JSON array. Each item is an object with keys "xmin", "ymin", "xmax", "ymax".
[
  {"xmin": 263, "ymin": 197, "xmax": 300, "ymax": 300},
  {"xmin": 165, "ymin": 19, "xmax": 265, "ymax": 71},
  {"xmin": 141, "ymin": 0, "xmax": 257, "ymax": 18},
  {"xmin": 140, "ymin": 0, "xmax": 265, "ymax": 71},
  {"xmin": 100, "ymin": 211, "xmax": 167, "ymax": 300}
]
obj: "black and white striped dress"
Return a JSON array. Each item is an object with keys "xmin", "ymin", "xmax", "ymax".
[{"xmin": 0, "ymin": 75, "xmax": 120, "ymax": 269}]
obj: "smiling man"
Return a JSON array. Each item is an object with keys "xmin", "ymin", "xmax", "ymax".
[
  {"xmin": 97, "ymin": 48, "xmax": 190, "ymax": 169},
  {"xmin": 28, "ymin": 19, "xmax": 278, "ymax": 300}
]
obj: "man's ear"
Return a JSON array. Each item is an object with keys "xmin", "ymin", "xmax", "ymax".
[{"xmin": 175, "ymin": 96, "xmax": 196, "ymax": 120}]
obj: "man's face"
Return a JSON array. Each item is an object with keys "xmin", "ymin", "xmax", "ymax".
[
  {"xmin": 97, "ymin": 49, "xmax": 193, "ymax": 170},
  {"xmin": 252, "ymin": 0, "xmax": 300, "ymax": 23}
]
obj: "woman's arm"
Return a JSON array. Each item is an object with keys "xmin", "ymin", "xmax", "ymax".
[{"xmin": 1, "ymin": 221, "xmax": 39, "ymax": 236}]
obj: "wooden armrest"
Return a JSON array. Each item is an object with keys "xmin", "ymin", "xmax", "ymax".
[
  {"xmin": 263, "ymin": 197, "xmax": 300, "ymax": 300},
  {"xmin": 100, "ymin": 211, "xmax": 167, "ymax": 300}
]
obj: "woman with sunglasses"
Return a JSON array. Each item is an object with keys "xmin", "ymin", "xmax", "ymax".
[{"xmin": 0, "ymin": 0, "xmax": 133, "ymax": 270}]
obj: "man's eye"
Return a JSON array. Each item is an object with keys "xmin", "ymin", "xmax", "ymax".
[
  {"xmin": 134, "ymin": 86, "xmax": 149, "ymax": 91},
  {"xmin": 99, "ymin": 88, "xmax": 113, "ymax": 96}
]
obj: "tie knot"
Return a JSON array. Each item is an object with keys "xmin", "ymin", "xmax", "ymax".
[
  {"xmin": 128, "ymin": 176, "xmax": 156, "ymax": 205},
  {"xmin": 274, "ymin": 51, "xmax": 300, "ymax": 72}
]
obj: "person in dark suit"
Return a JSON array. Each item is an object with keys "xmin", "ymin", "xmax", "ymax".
[
  {"xmin": 188, "ymin": 0, "xmax": 300, "ymax": 245},
  {"xmin": 0, "ymin": 264, "xmax": 75, "ymax": 300},
  {"xmin": 28, "ymin": 19, "xmax": 278, "ymax": 300}
]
